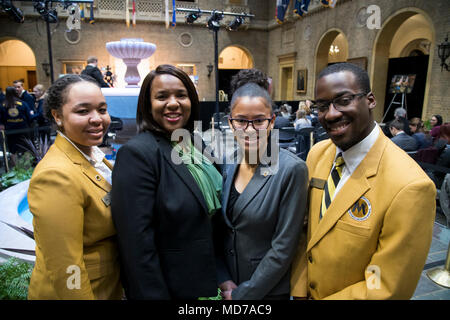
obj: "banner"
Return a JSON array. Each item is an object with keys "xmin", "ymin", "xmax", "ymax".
[
  {"xmin": 132, "ymin": 0, "xmax": 136, "ymax": 27},
  {"xmin": 126, "ymin": 0, "xmax": 130, "ymax": 27},
  {"xmin": 89, "ymin": 3, "xmax": 95, "ymax": 24},
  {"xmin": 171, "ymin": 0, "xmax": 176, "ymax": 27},
  {"xmin": 276, "ymin": 0, "xmax": 290, "ymax": 24},
  {"xmin": 329, "ymin": 0, "xmax": 338, "ymax": 8},
  {"xmin": 165, "ymin": 0, "xmax": 169, "ymax": 29}
]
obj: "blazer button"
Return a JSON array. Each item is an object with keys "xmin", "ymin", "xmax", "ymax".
[
  {"xmin": 308, "ymin": 254, "xmax": 313, "ymax": 264},
  {"xmin": 229, "ymin": 249, "xmax": 234, "ymax": 255},
  {"xmin": 309, "ymin": 282, "xmax": 316, "ymax": 290},
  {"xmin": 95, "ymin": 175, "xmax": 102, "ymax": 181},
  {"xmin": 231, "ymin": 229, "xmax": 235, "ymax": 234}
]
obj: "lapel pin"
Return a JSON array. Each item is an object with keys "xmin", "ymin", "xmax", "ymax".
[
  {"xmin": 263, "ymin": 170, "xmax": 269, "ymax": 177},
  {"xmin": 95, "ymin": 175, "xmax": 102, "ymax": 181}
]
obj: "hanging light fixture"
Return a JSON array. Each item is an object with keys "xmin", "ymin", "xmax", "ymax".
[
  {"xmin": 207, "ymin": 10, "xmax": 223, "ymax": 31},
  {"xmin": 185, "ymin": 9, "xmax": 201, "ymax": 24},
  {"xmin": 227, "ymin": 16, "xmax": 244, "ymax": 31},
  {"xmin": 0, "ymin": 0, "xmax": 24, "ymax": 23}
]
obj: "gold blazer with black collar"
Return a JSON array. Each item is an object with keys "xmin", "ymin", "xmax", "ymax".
[
  {"xmin": 291, "ymin": 129, "xmax": 436, "ymax": 299},
  {"xmin": 28, "ymin": 134, "xmax": 122, "ymax": 300}
]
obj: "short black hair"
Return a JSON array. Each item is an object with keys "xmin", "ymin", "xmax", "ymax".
[
  {"xmin": 433, "ymin": 114, "xmax": 443, "ymax": 126},
  {"xmin": 136, "ymin": 64, "xmax": 199, "ymax": 134},
  {"xmin": 318, "ymin": 62, "xmax": 371, "ymax": 94}
]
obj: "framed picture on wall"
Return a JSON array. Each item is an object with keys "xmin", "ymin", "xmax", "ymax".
[
  {"xmin": 296, "ymin": 69, "xmax": 307, "ymax": 93},
  {"xmin": 62, "ymin": 60, "xmax": 86, "ymax": 75},
  {"xmin": 347, "ymin": 57, "xmax": 367, "ymax": 70}
]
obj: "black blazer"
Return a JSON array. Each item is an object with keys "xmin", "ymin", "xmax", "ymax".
[{"xmin": 111, "ymin": 131, "xmax": 218, "ymax": 299}]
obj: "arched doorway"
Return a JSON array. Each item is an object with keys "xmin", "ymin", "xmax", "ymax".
[
  {"xmin": 314, "ymin": 29, "xmax": 349, "ymax": 95},
  {"xmin": 371, "ymin": 9, "xmax": 434, "ymax": 123},
  {"xmin": 218, "ymin": 45, "xmax": 254, "ymax": 100},
  {"xmin": 0, "ymin": 39, "xmax": 37, "ymax": 92}
]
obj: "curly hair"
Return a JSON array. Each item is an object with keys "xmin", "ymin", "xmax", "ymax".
[
  {"xmin": 44, "ymin": 74, "xmax": 99, "ymax": 123},
  {"xmin": 229, "ymin": 69, "xmax": 269, "ymax": 97}
]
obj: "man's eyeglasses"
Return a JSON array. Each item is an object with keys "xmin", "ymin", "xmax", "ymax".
[
  {"xmin": 311, "ymin": 92, "xmax": 368, "ymax": 113},
  {"xmin": 229, "ymin": 116, "xmax": 273, "ymax": 131}
]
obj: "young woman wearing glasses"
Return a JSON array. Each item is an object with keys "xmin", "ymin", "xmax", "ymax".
[{"xmin": 215, "ymin": 81, "xmax": 308, "ymax": 300}]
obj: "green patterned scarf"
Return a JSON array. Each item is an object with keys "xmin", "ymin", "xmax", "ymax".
[{"xmin": 172, "ymin": 140, "xmax": 222, "ymax": 216}]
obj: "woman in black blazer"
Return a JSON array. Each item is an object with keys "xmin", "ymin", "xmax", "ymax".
[{"xmin": 111, "ymin": 65, "xmax": 221, "ymax": 299}]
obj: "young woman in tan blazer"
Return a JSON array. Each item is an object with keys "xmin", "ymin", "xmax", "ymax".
[{"xmin": 27, "ymin": 74, "xmax": 122, "ymax": 299}]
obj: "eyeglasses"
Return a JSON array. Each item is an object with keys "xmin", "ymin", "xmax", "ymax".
[
  {"xmin": 229, "ymin": 116, "xmax": 273, "ymax": 131},
  {"xmin": 311, "ymin": 93, "xmax": 368, "ymax": 113}
]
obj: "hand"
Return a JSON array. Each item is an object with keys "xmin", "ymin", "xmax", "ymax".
[
  {"xmin": 221, "ymin": 289, "xmax": 233, "ymax": 300},
  {"xmin": 219, "ymin": 280, "xmax": 237, "ymax": 292}
]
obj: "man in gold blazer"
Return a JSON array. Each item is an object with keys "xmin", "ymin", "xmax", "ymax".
[
  {"xmin": 291, "ymin": 63, "xmax": 436, "ymax": 300},
  {"xmin": 28, "ymin": 134, "xmax": 122, "ymax": 299}
]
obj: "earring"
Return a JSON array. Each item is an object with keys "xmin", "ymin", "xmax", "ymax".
[{"xmin": 56, "ymin": 121, "xmax": 61, "ymax": 126}]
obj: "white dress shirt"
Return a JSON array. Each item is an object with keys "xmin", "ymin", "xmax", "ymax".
[
  {"xmin": 333, "ymin": 122, "xmax": 380, "ymax": 198},
  {"xmin": 57, "ymin": 131, "xmax": 112, "ymax": 185}
]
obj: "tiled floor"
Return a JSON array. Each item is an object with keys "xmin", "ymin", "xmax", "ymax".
[{"xmin": 412, "ymin": 211, "xmax": 450, "ymax": 300}]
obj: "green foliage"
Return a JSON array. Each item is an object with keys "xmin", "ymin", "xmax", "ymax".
[
  {"xmin": 198, "ymin": 288, "xmax": 222, "ymax": 300},
  {"xmin": 423, "ymin": 119, "xmax": 432, "ymax": 131},
  {"xmin": 0, "ymin": 152, "xmax": 34, "ymax": 190},
  {"xmin": 0, "ymin": 257, "xmax": 33, "ymax": 300}
]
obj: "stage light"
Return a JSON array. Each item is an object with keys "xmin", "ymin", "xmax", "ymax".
[
  {"xmin": 186, "ymin": 10, "xmax": 201, "ymax": 24},
  {"xmin": 227, "ymin": 16, "xmax": 243, "ymax": 31},
  {"xmin": 33, "ymin": 0, "xmax": 58, "ymax": 23},
  {"xmin": 207, "ymin": 10, "xmax": 223, "ymax": 31},
  {"xmin": 1, "ymin": 0, "xmax": 25, "ymax": 23}
]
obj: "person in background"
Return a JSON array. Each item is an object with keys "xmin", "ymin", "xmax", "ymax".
[
  {"xmin": 27, "ymin": 74, "xmax": 122, "ymax": 299},
  {"xmin": 430, "ymin": 114, "xmax": 443, "ymax": 141},
  {"xmin": 389, "ymin": 119, "xmax": 418, "ymax": 152},
  {"xmin": 13, "ymin": 79, "xmax": 36, "ymax": 116},
  {"xmin": 290, "ymin": 62, "xmax": 435, "ymax": 300},
  {"xmin": 294, "ymin": 109, "xmax": 312, "ymax": 130},
  {"xmin": 81, "ymin": 56, "xmax": 110, "ymax": 88},
  {"xmin": 217, "ymin": 82, "xmax": 308, "ymax": 300},
  {"xmin": 0, "ymin": 88, "xmax": 5, "ymax": 105},
  {"xmin": 0, "ymin": 86, "xmax": 33, "ymax": 163},
  {"xmin": 111, "ymin": 65, "xmax": 220, "ymax": 299},
  {"xmin": 33, "ymin": 84, "xmax": 51, "ymax": 141},
  {"xmin": 409, "ymin": 117, "xmax": 432, "ymax": 150}
]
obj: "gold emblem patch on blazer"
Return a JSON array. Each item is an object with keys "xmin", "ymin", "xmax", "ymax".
[
  {"xmin": 8, "ymin": 107, "xmax": 19, "ymax": 117},
  {"xmin": 348, "ymin": 196, "xmax": 372, "ymax": 221}
]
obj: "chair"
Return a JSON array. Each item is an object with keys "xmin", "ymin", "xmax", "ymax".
[
  {"xmin": 278, "ymin": 127, "xmax": 297, "ymax": 151},
  {"xmin": 296, "ymin": 126, "xmax": 315, "ymax": 160}
]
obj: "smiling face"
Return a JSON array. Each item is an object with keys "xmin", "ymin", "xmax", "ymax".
[
  {"xmin": 150, "ymin": 74, "xmax": 192, "ymax": 134},
  {"xmin": 316, "ymin": 71, "xmax": 376, "ymax": 151},
  {"xmin": 430, "ymin": 116, "xmax": 438, "ymax": 127},
  {"xmin": 51, "ymin": 81, "xmax": 110, "ymax": 155},
  {"xmin": 229, "ymin": 96, "xmax": 274, "ymax": 157}
]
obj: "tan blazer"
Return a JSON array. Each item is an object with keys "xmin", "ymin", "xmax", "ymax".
[
  {"xmin": 28, "ymin": 135, "xmax": 122, "ymax": 300},
  {"xmin": 291, "ymin": 129, "xmax": 436, "ymax": 299}
]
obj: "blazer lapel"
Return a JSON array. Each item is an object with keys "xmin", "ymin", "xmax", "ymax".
[
  {"xmin": 221, "ymin": 163, "xmax": 238, "ymax": 228},
  {"xmin": 54, "ymin": 135, "xmax": 111, "ymax": 193},
  {"xmin": 231, "ymin": 163, "xmax": 273, "ymax": 224},
  {"xmin": 307, "ymin": 129, "xmax": 386, "ymax": 251},
  {"xmin": 159, "ymin": 137, "xmax": 209, "ymax": 214}
]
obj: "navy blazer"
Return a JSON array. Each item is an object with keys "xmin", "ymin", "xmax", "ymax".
[
  {"xmin": 111, "ymin": 131, "xmax": 218, "ymax": 299},
  {"xmin": 215, "ymin": 148, "xmax": 308, "ymax": 299}
]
